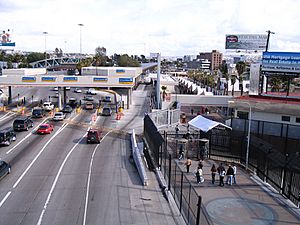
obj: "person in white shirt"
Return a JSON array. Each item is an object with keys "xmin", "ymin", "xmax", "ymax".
[{"xmin": 232, "ymin": 164, "xmax": 237, "ymax": 184}]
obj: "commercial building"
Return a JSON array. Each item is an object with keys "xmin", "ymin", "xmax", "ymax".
[{"xmin": 198, "ymin": 50, "xmax": 223, "ymax": 71}]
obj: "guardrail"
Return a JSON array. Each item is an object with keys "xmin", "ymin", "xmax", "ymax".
[{"xmin": 131, "ymin": 129, "xmax": 148, "ymax": 186}]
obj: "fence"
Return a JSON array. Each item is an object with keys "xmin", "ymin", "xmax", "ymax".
[
  {"xmin": 148, "ymin": 108, "xmax": 181, "ymax": 128},
  {"xmin": 144, "ymin": 115, "xmax": 300, "ymax": 225}
]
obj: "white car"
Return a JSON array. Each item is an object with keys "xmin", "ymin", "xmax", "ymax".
[
  {"xmin": 87, "ymin": 88, "xmax": 97, "ymax": 95},
  {"xmin": 43, "ymin": 102, "xmax": 54, "ymax": 111},
  {"xmin": 53, "ymin": 112, "xmax": 65, "ymax": 121},
  {"xmin": 74, "ymin": 88, "xmax": 82, "ymax": 93}
]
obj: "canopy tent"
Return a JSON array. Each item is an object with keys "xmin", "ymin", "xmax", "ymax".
[{"xmin": 188, "ymin": 115, "xmax": 232, "ymax": 132}]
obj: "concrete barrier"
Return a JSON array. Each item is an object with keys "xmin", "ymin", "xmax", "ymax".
[{"xmin": 131, "ymin": 129, "xmax": 148, "ymax": 186}]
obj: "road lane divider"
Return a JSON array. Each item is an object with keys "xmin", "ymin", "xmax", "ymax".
[
  {"xmin": 0, "ymin": 191, "xmax": 11, "ymax": 208},
  {"xmin": 0, "ymin": 112, "xmax": 14, "ymax": 122},
  {"xmin": 37, "ymin": 130, "xmax": 87, "ymax": 225},
  {"xmin": 6, "ymin": 118, "xmax": 49, "ymax": 155},
  {"xmin": 12, "ymin": 123, "xmax": 68, "ymax": 189},
  {"xmin": 83, "ymin": 129, "xmax": 112, "ymax": 225}
]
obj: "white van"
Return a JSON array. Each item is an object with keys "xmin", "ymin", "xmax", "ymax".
[{"xmin": 43, "ymin": 102, "xmax": 54, "ymax": 111}]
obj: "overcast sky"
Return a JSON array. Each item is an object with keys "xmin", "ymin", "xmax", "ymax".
[{"xmin": 1, "ymin": 0, "xmax": 300, "ymax": 56}]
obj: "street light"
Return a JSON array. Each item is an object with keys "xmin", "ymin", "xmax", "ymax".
[
  {"xmin": 228, "ymin": 100, "xmax": 252, "ymax": 170},
  {"xmin": 78, "ymin": 24, "xmax": 84, "ymax": 55},
  {"xmin": 43, "ymin": 31, "xmax": 48, "ymax": 68}
]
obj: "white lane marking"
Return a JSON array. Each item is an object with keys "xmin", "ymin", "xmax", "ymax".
[
  {"xmin": 36, "ymin": 132, "xmax": 86, "ymax": 225},
  {"xmin": 0, "ymin": 112, "xmax": 14, "ymax": 122},
  {"xmin": 83, "ymin": 130, "xmax": 112, "ymax": 225},
  {"xmin": 12, "ymin": 123, "xmax": 68, "ymax": 189},
  {"xmin": 0, "ymin": 191, "xmax": 11, "ymax": 208},
  {"xmin": 6, "ymin": 118, "xmax": 49, "ymax": 155}
]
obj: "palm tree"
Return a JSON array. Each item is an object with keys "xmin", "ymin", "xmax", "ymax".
[
  {"xmin": 219, "ymin": 62, "xmax": 229, "ymax": 95},
  {"xmin": 230, "ymin": 74, "xmax": 238, "ymax": 96},
  {"xmin": 236, "ymin": 61, "xmax": 246, "ymax": 96}
]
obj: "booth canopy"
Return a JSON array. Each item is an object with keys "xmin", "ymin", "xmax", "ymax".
[{"xmin": 188, "ymin": 115, "xmax": 232, "ymax": 132}]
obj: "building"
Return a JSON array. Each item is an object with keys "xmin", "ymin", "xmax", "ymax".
[
  {"xmin": 186, "ymin": 59, "xmax": 210, "ymax": 71},
  {"xmin": 198, "ymin": 50, "xmax": 223, "ymax": 71}
]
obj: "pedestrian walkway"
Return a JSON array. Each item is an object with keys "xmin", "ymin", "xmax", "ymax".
[{"xmin": 177, "ymin": 158, "xmax": 300, "ymax": 225}]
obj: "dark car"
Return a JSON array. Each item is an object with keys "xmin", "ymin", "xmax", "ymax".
[
  {"xmin": 102, "ymin": 96, "xmax": 111, "ymax": 102},
  {"xmin": 61, "ymin": 105, "xmax": 73, "ymax": 113},
  {"xmin": 32, "ymin": 107, "xmax": 46, "ymax": 118},
  {"xmin": 86, "ymin": 129, "xmax": 101, "ymax": 144},
  {"xmin": 0, "ymin": 160, "xmax": 11, "ymax": 180},
  {"xmin": 84, "ymin": 95, "xmax": 94, "ymax": 101},
  {"xmin": 0, "ymin": 128, "xmax": 16, "ymax": 146},
  {"xmin": 102, "ymin": 106, "xmax": 112, "ymax": 116},
  {"xmin": 13, "ymin": 117, "xmax": 34, "ymax": 131},
  {"xmin": 68, "ymin": 98, "xmax": 78, "ymax": 108}
]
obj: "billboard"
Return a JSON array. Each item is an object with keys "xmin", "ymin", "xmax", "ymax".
[
  {"xmin": 225, "ymin": 34, "xmax": 267, "ymax": 50},
  {"xmin": 0, "ymin": 29, "xmax": 15, "ymax": 47},
  {"xmin": 262, "ymin": 52, "xmax": 300, "ymax": 74}
]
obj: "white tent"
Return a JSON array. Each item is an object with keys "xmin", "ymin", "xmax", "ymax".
[{"xmin": 188, "ymin": 115, "xmax": 232, "ymax": 132}]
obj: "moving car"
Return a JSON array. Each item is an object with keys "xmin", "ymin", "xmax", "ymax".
[
  {"xmin": 84, "ymin": 95, "xmax": 94, "ymax": 101},
  {"xmin": 68, "ymin": 98, "xmax": 78, "ymax": 108},
  {"xmin": 61, "ymin": 105, "xmax": 73, "ymax": 113},
  {"xmin": 32, "ymin": 107, "xmax": 46, "ymax": 118},
  {"xmin": 87, "ymin": 88, "xmax": 97, "ymax": 95},
  {"xmin": 102, "ymin": 96, "xmax": 111, "ymax": 102},
  {"xmin": 0, "ymin": 160, "xmax": 11, "ymax": 180},
  {"xmin": 65, "ymin": 86, "xmax": 71, "ymax": 90},
  {"xmin": 0, "ymin": 128, "xmax": 16, "ymax": 146},
  {"xmin": 102, "ymin": 106, "xmax": 112, "ymax": 116},
  {"xmin": 53, "ymin": 112, "xmax": 65, "ymax": 121},
  {"xmin": 86, "ymin": 128, "xmax": 101, "ymax": 144},
  {"xmin": 13, "ymin": 117, "xmax": 33, "ymax": 131},
  {"xmin": 85, "ymin": 102, "xmax": 94, "ymax": 110},
  {"xmin": 74, "ymin": 88, "xmax": 82, "ymax": 93},
  {"xmin": 43, "ymin": 102, "xmax": 54, "ymax": 111},
  {"xmin": 37, "ymin": 123, "xmax": 54, "ymax": 134},
  {"xmin": 52, "ymin": 87, "xmax": 58, "ymax": 91}
]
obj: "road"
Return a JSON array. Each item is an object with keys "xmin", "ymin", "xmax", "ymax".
[{"xmin": 0, "ymin": 84, "xmax": 178, "ymax": 225}]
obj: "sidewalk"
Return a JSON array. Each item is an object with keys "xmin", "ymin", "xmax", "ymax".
[{"xmin": 177, "ymin": 158, "xmax": 300, "ymax": 225}]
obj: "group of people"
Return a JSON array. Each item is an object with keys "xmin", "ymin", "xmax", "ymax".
[{"xmin": 184, "ymin": 159, "xmax": 237, "ymax": 186}]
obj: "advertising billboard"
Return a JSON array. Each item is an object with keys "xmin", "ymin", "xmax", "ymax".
[
  {"xmin": 225, "ymin": 34, "xmax": 267, "ymax": 50},
  {"xmin": 262, "ymin": 52, "xmax": 300, "ymax": 74},
  {"xmin": 0, "ymin": 29, "xmax": 15, "ymax": 47}
]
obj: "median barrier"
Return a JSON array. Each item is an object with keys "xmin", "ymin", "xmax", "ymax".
[{"xmin": 131, "ymin": 129, "xmax": 148, "ymax": 186}]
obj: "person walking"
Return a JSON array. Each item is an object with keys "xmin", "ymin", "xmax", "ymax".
[
  {"xmin": 175, "ymin": 125, "xmax": 179, "ymax": 138},
  {"xmin": 185, "ymin": 157, "xmax": 192, "ymax": 173},
  {"xmin": 217, "ymin": 163, "xmax": 225, "ymax": 187},
  {"xmin": 178, "ymin": 145, "xmax": 184, "ymax": 160},
  {"xmin": 232, "ymin": 164, "xmax": 237, "ymax": 184},
  {"xmin": 211, "ymin": 164, "xmax": 217, "ymax": 184},
  {"xmin": 195, "ymin": 166, "xmax": 203, "ymax": 184},
  {"xmin": 226, "ymin": 165, "xmax": 234, "ymax": 185}
]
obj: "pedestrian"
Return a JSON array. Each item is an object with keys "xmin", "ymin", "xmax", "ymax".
[
  {"xmin": 175, "ymin": 125, "xmax": 179, "ymax": 138},
  {"xmin": 198, "ymin": 160, "xmax": 203, "ymax": 169},
  {"xmin": 232, "ymin": 163, "xmax": 237, "ymax": 184},
  {"xmin": 226, "ymin": 165, "xmax": 234, "ymax": 185},
  {"xmin": 211, "ymin": 164, "xmax": 217, "ymax": 184},
  {"xmin": 194, "ymin": 166, "xmax": 203, "ymax": 184},
  {"xmin": 217, "ymin": 163, "xmax": 225, "ymax": 186},
  {"xmin": 185, "ymin": 157, "xmax": 192, "ymax": 173},
  {"xmin": 178, "ymin": 145, "xmax": 184, "ymax": 160},
  {"xmin": 191, "ymin": 108, "xmax": 194, "ymax": 115}
]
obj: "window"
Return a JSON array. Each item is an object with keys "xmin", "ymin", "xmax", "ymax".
[
  {"xmin": 296, "ymin": 117, "xmax": 300, "ymax": 123},
  {"xmin": 281, "ymin": 116, "xmax": 290, "ymax": 122}
]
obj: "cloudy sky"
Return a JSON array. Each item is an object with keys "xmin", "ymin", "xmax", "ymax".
[{"xmin": 1, "ymin": 0, "xmax": 300, "ymax": 56}]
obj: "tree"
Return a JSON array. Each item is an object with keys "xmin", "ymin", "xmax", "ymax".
[
  {"xmin": 95, "ymin": 46, "xmax": 106, "ymax": 56},
  {"xmin": 219, "ymin": 61, "xmax": 229, "ymax": 95},
  {"xmin": 117, "ymin": 54, "xmax": 140, "ymax": 67},
  {"xmin": 236, "ymin": 61, "xmax": 246, "ymax": 96},
  {"xmin": 26, "ymin": 52, "xmax": 45, "ymax": 63},
  {"xmin": 230, "ymin": 74, "xmax": 238, "ymax": 96},
  {"xmin": 76, "ymin": 57, "xmax": 93, "ymax": 75}
]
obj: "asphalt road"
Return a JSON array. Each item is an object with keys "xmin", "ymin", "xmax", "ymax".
[{"xmin": 0, "ymin": 84, "xmax": 177, "ymax": 225}]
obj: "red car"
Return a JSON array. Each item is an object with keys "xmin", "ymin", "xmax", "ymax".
[{"xmin": 37, "ymin": 123, "xmax": 54, "ymax": 134}]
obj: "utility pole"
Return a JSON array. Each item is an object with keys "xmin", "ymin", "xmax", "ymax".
[
  {"xmin": 78, "ymin": 24, "xmax": 84, "ymax": 56},
  {"xmin": 265, "ymin": 30, "xmax": 275, "ymax": 52}
]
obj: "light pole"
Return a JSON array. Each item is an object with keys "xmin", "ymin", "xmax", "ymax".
[
  {"xmin": 43, "ymin": 31, "xmax": 48, "ymax": 68},
  {"xmin": 228, "ymin": 101, "xmax": 252, "ymax": 170},
  {"xmin": 78, "ymin": 24, "xmax": 84, "ymax": 55}
]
